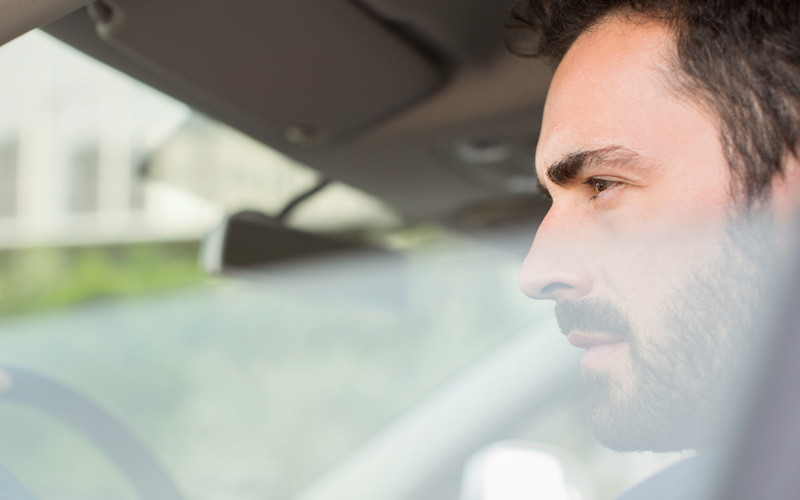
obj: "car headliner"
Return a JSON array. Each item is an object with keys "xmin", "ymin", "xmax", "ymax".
[{"xmin": 2, "ymin": 0, "xmax": 553, "ymax": 226}]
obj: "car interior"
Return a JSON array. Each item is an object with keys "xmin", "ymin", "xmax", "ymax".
[
  {"xmin": 0, "ymin": 1, "xmax": 797, "ymax": 500},
  {"xmin": 49, "ymin": 0, "xmax": 554, "ymax": 228}
]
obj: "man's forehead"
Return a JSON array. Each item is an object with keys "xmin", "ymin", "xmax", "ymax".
[{"xmin": 533, "ymin": 16, "xmax": 678, "ymax": 180}]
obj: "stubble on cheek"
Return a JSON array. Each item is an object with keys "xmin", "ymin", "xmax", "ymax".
[{"xmin": 582, "ymin": 214, "xmax": 776, "ymax": 452}]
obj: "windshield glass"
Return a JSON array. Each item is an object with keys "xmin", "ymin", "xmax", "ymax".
[{"xmin": 0, "ymin": 30, "xmax": 553, "ymax": 500}]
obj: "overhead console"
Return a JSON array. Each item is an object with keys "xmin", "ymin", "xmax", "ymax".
[{"xmin": 88, "ymin": 0, "xmax": 444, "ymax": 144}]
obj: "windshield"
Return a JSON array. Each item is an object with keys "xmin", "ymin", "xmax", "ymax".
[{"xmin": 0, "ymin": 30, "xmax": 554, "ymax": 500}]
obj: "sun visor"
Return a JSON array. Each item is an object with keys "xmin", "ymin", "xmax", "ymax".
[
  {"xmin": 89, "ymin": 0, "xmax": 444, "ymax": 143},
  {"xmin": 0, "ymin": 0, "xmax": 90, "ymax": 47}
]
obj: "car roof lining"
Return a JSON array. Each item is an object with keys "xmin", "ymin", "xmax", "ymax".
[
  {"xmin": 0, "ymin": 0, "xmax": 88, "ymax": 46},
  {"xmin": 41, "ymin": 0, "xmax": 552, "ymax": 226}
]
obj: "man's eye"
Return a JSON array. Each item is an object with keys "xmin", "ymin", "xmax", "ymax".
[{"xmin": 586, "ymin": 178, "xmax": 615, "ymax": 198}]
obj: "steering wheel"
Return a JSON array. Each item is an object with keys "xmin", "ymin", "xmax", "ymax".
[{"xmin": 0, "ymin": 364, "xmax": 184, "ymax": 500}]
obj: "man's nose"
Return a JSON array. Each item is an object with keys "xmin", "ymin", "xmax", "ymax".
[{"xmin": 520, "ymin": 212, "xmax": 593, "ymax": 301}]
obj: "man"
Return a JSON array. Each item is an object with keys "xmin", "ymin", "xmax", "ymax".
[{"xmin": 508, "ymin": 0, "xmax": 800, "ymax": 460}]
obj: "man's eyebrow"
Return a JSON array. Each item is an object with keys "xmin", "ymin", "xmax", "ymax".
[{"xmin": 541, "ymin": 146, "xmax": 642, "ymax": 188}]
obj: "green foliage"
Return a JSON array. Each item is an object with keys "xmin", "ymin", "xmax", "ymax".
[{"xmin": 0, "ymin": 242, "xmax": 207, "ymax": 317}]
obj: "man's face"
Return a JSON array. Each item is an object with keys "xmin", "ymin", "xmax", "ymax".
[{"xmin": 520, "ymin": 17, "xmax": 777, "ymax": 451}]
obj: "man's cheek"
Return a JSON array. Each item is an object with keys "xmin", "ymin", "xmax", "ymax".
[
  {"xmin": 600, "ymin": 219, "xmax": 725, "ymax": 282},
  {"xmin": 592, "ymin": 228, "xmax": 677, "ymax": 301}
]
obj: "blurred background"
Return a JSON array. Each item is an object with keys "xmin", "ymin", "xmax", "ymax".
[{"xmin": 0, "ymin": 28, "xmax": 406, "ymax": 318}]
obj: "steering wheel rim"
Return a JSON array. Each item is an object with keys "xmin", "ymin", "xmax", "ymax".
[{"xmin": 0, "ymin": 364, "xmax": 184, "ymax": 500}]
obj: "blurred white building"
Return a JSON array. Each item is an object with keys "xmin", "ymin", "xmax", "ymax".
[
  {"xmin": 0, "ymin": 30, "xmax": 401, "ymax": 250},
  {"xmin": 0, "ymin": 29, "xmax": 219, "ymax": 249}
]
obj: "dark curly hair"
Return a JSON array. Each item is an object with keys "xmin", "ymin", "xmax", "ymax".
[{"xmin": 506, "ymin": 0, "xmax": 800, "ymax": 204}]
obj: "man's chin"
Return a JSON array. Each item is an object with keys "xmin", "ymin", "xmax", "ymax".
[{"xmin": 583, "ymin": 372, "xmax": 709, "ymax": 453}]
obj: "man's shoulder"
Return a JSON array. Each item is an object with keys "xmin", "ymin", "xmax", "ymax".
[{"xmin": 616, "ymin": 451, "xmax": 725, "ymax": 500}]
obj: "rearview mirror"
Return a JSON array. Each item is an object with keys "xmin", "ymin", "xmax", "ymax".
[{"xmin": 200, "ymin": 210, "xmax": 370, "ymax": 274}]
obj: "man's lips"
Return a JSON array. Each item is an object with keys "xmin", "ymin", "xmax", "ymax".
[
  {"xmin": 567, "ymin": 331, "xmax": 629, "ymax": 369},
  {"xmin": 567, "ymin": 331, "xmax": 626, "ymax": 348}
]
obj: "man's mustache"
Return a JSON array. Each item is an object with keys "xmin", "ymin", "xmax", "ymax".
[{"xmin": 555, "ymin": 299, "xmax": 634, "ymax": 341}]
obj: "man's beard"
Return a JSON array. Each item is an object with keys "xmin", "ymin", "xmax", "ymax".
[{"xmin": 556, "ymin": 215, "xmax": 778, "ymax": 452}]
